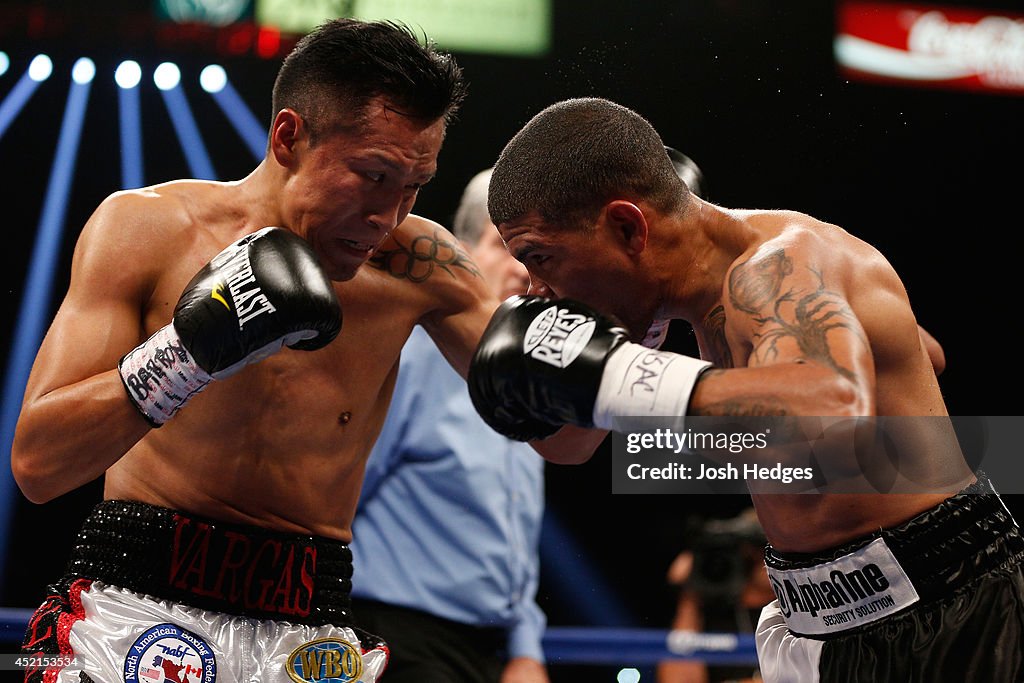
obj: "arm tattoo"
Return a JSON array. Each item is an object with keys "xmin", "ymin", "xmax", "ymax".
[
  {"xmin": 695, "ymin": 250, "xmax": 866, "ymax": 421},
  {"xmin": 692, "ymin": 393, "xmax": 807, "ymax": 445},
  {"xmin": 729, "ymin": 249, "xmax": 793, "ymax": 314},
  {"xmin": 691, "ymin": 370, "xmax": 793, "ymax": 416},
  {"xmin": 702, "ymin": 305, "xmax": 734, "ymax": 368},
  {"xmin": 748, "ymin": 266, "xmax": 865, "ymax": 381},
  {"xmin": 691, "ymin": 395, "xmax": 790, "ymax": 417},
  {"xmin": 369, "ymin": 230, "xmax": 482, "ymax": 282}
]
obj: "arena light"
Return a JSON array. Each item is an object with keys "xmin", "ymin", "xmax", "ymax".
[
  {"xmin": 0, "ymin": 58, "xmax": 50, "ymax": 142},
  {"xmin": 28, "ymin": 54, "xmax": 52, "ymax": 82},
  {"xmin": 0, "ymin": 58, "xmax": 95, "ymax": 587},
  {"xmin": 617, "ymin": 669, "xmax": 642, "ymax": 683},
  {"xmin": 153, "ymin": 62, "xmax": 181, "ymax": 91},
  {"xmin": 0, "ymin": 52, "xmax": 9, "ymax": 77},
  {"xmin": 118, "ymin": 64, "xmax": 144, "ymax": 189},
  {"xmin": 71, "ymin": 57, "xmax": 95, "ymax": 85},
  {"xmin": 202, "ymin": 65, "xmax": 267, "ymax": 161},
  {"xmin": 115, "ymin": 60, "xmax": 142, "ymax": 89},
  {"xmin": 157, "ymin": 69, "xmax": 217, "ymax": 179},
  {"xmin": 199, "ymin": 64, "xmax": 227, "ymax": 93}
]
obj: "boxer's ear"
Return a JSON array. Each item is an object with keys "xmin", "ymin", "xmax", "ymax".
[
  {"xmin": 270, "ymin": 109, "xmax": 305, "ymax": 167},
  {"xmin": 603, "ymin": 200, "xmax": 649, "ymax": 255}
]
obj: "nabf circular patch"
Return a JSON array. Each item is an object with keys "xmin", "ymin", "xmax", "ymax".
[
  {"xmin": 286, "ymin": 638, "xmax": 363, "ymax": 682},
  {"xmin": 123, "ymin": 622, "xmax": 216, "ymax": 683}
]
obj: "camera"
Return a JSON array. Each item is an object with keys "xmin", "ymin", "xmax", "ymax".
[{"xmin": 685, "ymin": 512, "xmax": 766, "ymax": 603}]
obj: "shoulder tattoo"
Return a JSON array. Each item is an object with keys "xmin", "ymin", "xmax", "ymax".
[
  {"xmin": 369, "ymin": 229, "xmax": 482, "ymax": 283},
  {"xmin": 728, "ymin": 248, "xmax": 793, "ymax": 315},
  {"xmin": 729, "ymin": 250, "xmax": 866, "ymax": 381}
]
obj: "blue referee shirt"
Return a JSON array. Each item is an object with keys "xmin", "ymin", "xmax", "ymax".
[{"xmin": 350, "ymin": 326, "xmax": 547, "ymax": 661}]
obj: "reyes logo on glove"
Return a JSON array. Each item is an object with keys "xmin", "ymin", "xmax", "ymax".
[{"xmin": 523, "ymin": 305, "xmax": 596, "ymax": 368}]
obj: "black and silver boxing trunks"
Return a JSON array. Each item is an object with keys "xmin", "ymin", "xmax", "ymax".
[
  {"xmin": 20, "ymin": 500, "xmax": 388, "ymax": 682},
  {"xmin": 756, "ymin": 474, "xmax": 1024, "ymax": 683}
]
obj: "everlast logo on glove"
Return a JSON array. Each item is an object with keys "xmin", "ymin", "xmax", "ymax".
[
  {"xmin": 209, "ymin": 235, "xmax": 278, "ymax": 329},
  {"xmin": 523, "ymin": 305, "xmax": 596, "ymax": 368},
  {"xmin": 766, "ymin": 538, "xmax": 920, "ymax": 635}
]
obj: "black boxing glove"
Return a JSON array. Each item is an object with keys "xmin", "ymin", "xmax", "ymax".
[
  {"xmin": 477, "ymin": 406, "xmax": 562, "ymax": 443},
  {"xmin": 469, "ymin": 296, "xmax": 628, "ymax": 438},
  {"xmin": 118, "ymin": 227, "xmax": 342, "ymax": 426},
  {"xmin": 469, "ymin": 296, "xmax": 713, "ymax": 441}
]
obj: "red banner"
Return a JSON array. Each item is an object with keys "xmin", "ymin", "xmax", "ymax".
[{"xmin": 835, "ymin": 1, "xmax": 1024, "ymax": 94}]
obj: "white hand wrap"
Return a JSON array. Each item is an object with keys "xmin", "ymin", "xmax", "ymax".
[
  {"xmin": 592, "ymin": 342, "xmax": 712, "ymax": 432},
  {"xmin": 118, "ymin": 324, "xmax": 212, "ymax": 426}
]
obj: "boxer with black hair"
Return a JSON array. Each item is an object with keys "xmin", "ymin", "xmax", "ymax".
[
  {"xmin": 470, "ymin": 97, "xmax": 1023, "ymax": 682},
  {"xmin": 11, "ymin": 20, "xmax": 603, "ymax": 683}
]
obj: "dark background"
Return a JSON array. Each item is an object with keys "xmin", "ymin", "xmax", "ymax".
[{"xmin": 1, "ymin": 0, "xmax": 1021, "ymax": 679}]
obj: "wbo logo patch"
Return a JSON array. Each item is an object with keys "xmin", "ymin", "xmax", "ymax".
[
  {"xmin": 123, "ymin": 622, "xmax": 216, "ymax": 683},
  {"xmin": 287, "ymin": 638, "xmax": 363, "ymax": 682}
]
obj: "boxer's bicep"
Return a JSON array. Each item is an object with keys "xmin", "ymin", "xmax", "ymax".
[
  {"xmin": 738, "ymin": 246, "xmax": 873, "ymax": 407},
  {"xmin": 424, "ymin": 287, "xmax": 500, "ymax": 380},
  {"xmin": 692, "ymin": 246, "xmax": 875, "ymax": 417},
  {"xmin": 14, "ymin": 196, "xmax": 168, "ymax": 502},
  {"xmin": 375, "ymin": 217, "xmax": 495, "ymax": 378},
  {"xmin": 24, "ymin": 198, "xmax": 154, "ymax": 400},
  {"xmin": 414, "ymin": 247, "xmax": 498, "ymax": 379}
]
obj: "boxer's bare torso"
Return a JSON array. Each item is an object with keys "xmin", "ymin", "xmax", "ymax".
[
  {"xmin": 16, "ymin": 179, "xmax": 497, "ymax": 543},
  {"xmin": 498, "ymin": 194, "xmax": 967, "ymax": 552},
  {"xmin": 687, "ymin": 205, "xmax": 967, "ymax": 551}
]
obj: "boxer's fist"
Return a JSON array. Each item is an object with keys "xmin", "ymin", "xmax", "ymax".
[
  {"xmin": 475, "ymin": 406, "xmax": 562, "ymax": 443},
  {"xmin": 174, "ymin": 227, "xmax": 341, "ymax": 374},
  {"xmin": 469, "ymin": 296, "xmax": 630, "ymax": 440},
  {"xmin": 119, "ymin": 227, "xmax": 342, "ymax": 426}
]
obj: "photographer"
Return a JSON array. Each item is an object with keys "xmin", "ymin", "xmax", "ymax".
[{"xmin": 657, "ymin": 509, "xmax": 772, "ymax": 683}]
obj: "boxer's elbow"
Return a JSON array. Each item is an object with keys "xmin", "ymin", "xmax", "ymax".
[
  {"xmin": 820, "ymin": 374, "xmax": 874, "ymax": 417},
  {"xmin": 11, "ymin": 453, "xmax": 56, "ymax": 504},
  {"xmin": 11, "ymin": 433, "xmax": 64, "ymax": 504},
  {"xmin": 530, "ymin": 425, "xmax": 605, "ymax": 464},
  {"xmin": 752, "ymin": 362, "xmax": 873, "ymax": 417},
  {"xmin": 533, "ymin": 446, "xmax": 594, "ymax": 465}
]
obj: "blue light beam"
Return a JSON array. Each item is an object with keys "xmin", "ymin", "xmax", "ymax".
[
  {"xmin": 118, "ymin": 82, "xmax": 144, "ymax": 189},
  {"xmin": 0, "ymin": 62, "xmax": 95, "ymax": 586},
  {"xmin": 539, "ymin": 510, "xmax": 638, "ymax": 627},
  {"xmin": 202, "ymin": 67, "xmax": 267, "ymax": 162},
  {"xmin": 0, "ymin": 56, "xmax": 52, "ymax": 143},
  {"xmin": 157, "ymin": 65, "xmax": 217, "ymax": 180},
  {"xmin": 116, "ymin": 61, "xmax": 144, "ymax": 189}
]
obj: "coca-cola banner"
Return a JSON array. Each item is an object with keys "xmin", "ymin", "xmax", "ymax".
[{"xmin": 835, "ymin": 1, "xmax": 1024, "ymax": 94}]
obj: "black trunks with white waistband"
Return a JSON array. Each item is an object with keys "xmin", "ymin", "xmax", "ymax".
[
  {"xmin": 64, "ymin": 499, "xmax": 354, "ymax": 626},
  {"xmin": 764, "ymin": 473, "xmax": 1024, "ymax": 638},
  {"xmin": 759, "ymin": 472, "xmax": 1024, "ymax": 682}
]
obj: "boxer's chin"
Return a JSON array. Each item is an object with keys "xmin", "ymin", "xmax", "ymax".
[{"xmin": 319, "ymin": 249, "xmax": 368, "ymax": 282}]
